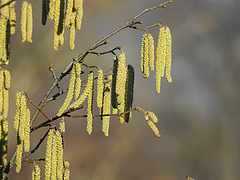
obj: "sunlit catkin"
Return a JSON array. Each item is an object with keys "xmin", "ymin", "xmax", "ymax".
[
  {"xmin": 57, "ymin": 67, "xmax": 76, "ymax": 117},
  {"xmin": 60, "ymin": 117, "xmax": 65, "ymax": 133},
  {"xmin": 97, "ymin": 69, "xmax": 103, "ymax": 108},
  {"xmin": 56, "ymin": 131, "xmax": 63, "ymax": 180},
  {"xmin": 21, "ymin": 1, "xmax": 28, "ymax": 42},
  {"xmin": 53, "ymin": 0, "xmax": 60, "ymax": 51},
  {"xmin": 45, "ymin": 129, "xmax": 54, "ymax": 180},
  {"xmin": 141, "ymin": 33, "xmax": 149, "ymax": 78},
  {"xmin": 9, "ymin": 1, "xmax": 16, "ymax": 34},
  {"xmin": 0, "ymin": 71, "xmax": 3, "ymax": 114},
  {"xmin": 69, "ymin": 72, "xmax": 93, "ymax": 109},
  {"xmin": 16, "ymin": 137, "xmax": 23, "ymax": 173},
  {"xmin": 14, "ymin": 91, "xmax": 22, "ymax": 132},
  {"xmin": 102, "ymin": 77, "xmax": 111, "ymax": 136},
  {"xmin": 23, "ymin": 108, "xmax": 30, "ymax": 152},
  {"xmin": 18, "ymin": 95, "xmax": 27, "ymax": 142},
  {"xmin": 65, "ymin": 0, "xmax": 73, "ymax": 27},
  {"xmin": 75, "ymin": 0, "xmax": 83, "ymax": 30},
  {"xmin": 26, "ymin": 3, "xmax": 33, "ymax": 43},
  {"xmin": 69, "ymin": 11, "xmax": 76, "ymax": 50},
  {"xmin": 32, "ymin": 164, "xmax": 41, "ymax": 180},
  {"xmin": 50, "ymin": 131, "xmax": 57, "ymax": 180},
  {"xmin": 3, "ymin": 70, "xmax": 10, "ymax": 118},
  {"xmin": 87, "ymin": 73, "xmax": 94, "ymax": 135},
  {"xmin": 63, "ymin": 161, "xmax": 70, "ymax": 180},
  {"xmin": 165, "ymin": 26, "xmax": 172, "ymax": 83},
  {"xmin": 74, "ymin": 62, "xmax": 82, "ymax": 100},
  {"xmin": 147, "ymin": 111, "xmax": 158, "ymax": 123},
  {"xmin": 3, "ymin": 70, "xmax": 11, "ymax": 90},
  {"xmin": 148, "ymin": 34, "xmax": 155, "ymax": 71},
  {"xmin": 48, "ymin": 0, "xmax": 56, "ymax": 20},
  {"xmin": 145, "ymin": 117, "xmax": 161, "ymax": 138}
]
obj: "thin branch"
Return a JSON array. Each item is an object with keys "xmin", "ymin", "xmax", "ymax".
[
  {"xmin": 23, "ymin": 158, "xmax": 45, "ymax": 163},
  {"xmin": 0, "ymin": 0, "xmax": 15, "ymax": 9}
]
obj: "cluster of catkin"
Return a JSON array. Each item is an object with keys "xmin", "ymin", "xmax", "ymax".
[
  {"xmin": 144, "ymin": 111, "xmax": 161, "ymax": 138},
  {"xmin": 45, "ymin": 129, "xmax": 64, "ymax": 180},
  {"xmin": 42, "ymin": 0, "xmax": 84, "ymax": 50},
  {"xmin": 0, "ymin": 0, "xmax": 16, "ymax": 65},
  {"xmin": 0, "ymin": 69, "xmax": 10, "ymax": 166},
  {"xmin": 141, "ymin": 26, "xmax": 172, "ymax": 93},
  {"xmin": 13, "ymin": 91, "xmax": 31, "ymax": 173},
  {"xmin": 21, "ymin": 1, "xmax": 33, "ymax": 43}
]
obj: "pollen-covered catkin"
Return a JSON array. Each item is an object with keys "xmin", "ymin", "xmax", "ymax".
[
  {"xmin": 69, "ymin": 72, "xmax": 93, "ymax": 109},
  {"xmin": 60, "ymin": 117, "xmax": 65, "ymax": 133},
  {"xmin": 56, "ymin": 130, "xmax": 63, "ymax": 180},
  {"xmin": 18, "ymin": 94, "xmax": 27, "ymax": 142},
  {"xmin": 26, "ymin": 3, "xmax": 33, "ymax": 43},
  {"xmin": 57, "ymin": 67, "xmax": 76, "ymax": 117},
  {"xmin": 147, "ymin": 111, "xmax": 158, "ymax": 123},
  {"xmin": 0, "ymin": 71, "xmax": 4, "ymax": 114},
  {"xmin": 148, "ymin": 33, "xmax": 155, "ymax": 71},
  {"xmin": 32, "ymin": 164, "xmax": 41, "ymax": 180},
  {"xmin": 3, "ymin": 70, "xmax": 11, "ymax": 90},
  {"xmin": 63, "ymin": 161, "xmax": 70, "ymax": 180},
  {"xmin": 23, "ymin": 108, "xmax": 30, "ymax": 152},
  {"xmin": 14, "ymin": 91, "xmax": 22, "ymax": 132},
  {"xmin": 141, "ymin": 33, "xmax": 150, "ymax": 78},
  {"xmin": 74, "ymin": 62, "xmax": 82, "ymax": 100},
  {"xmin": 65, "ymin": 0, "xmax": 73, "ymax": 27},
  {"xmin": 21, "ymin": 1, "xmax": 28, "ymax": 42},
  {"xmin": 9, "ymin": 1, "xmax": 16, "ymax": 34},
  {"xmin": 75, "ymin": 0, "xmax": 83, "ymax": 30},
  {"xmin": 16, "ymin": 138, "xmax": 23, "ymax": 173},
  {"xmin": 69, "ymin": 11, "xmax": 76, "ymax": 50},
  {"xmin": 102, "ymin": 76, "xmax": 112, "ymax": 136},
  {"xmin": 3, "ymin": 69, "xmax": 11, "ymax": 118},
  {"xmin": 45, "ymin": 129, "xmax": 54, "ymax": 180},
  {"xmin": 165, "ymin": 26, "xmax": 172, "ymax": 83},
  {"xmin": 48, "ymin": 0, "xmax": 56, "ymax": 20},
  {"xmin": 0, "ymin": 117, "xmax": 8, "ymax": 167},
  {"xmin": 50, "ymin": 131, "xmax": 57, "ymax": 180},
  {"xmin": 87, "ymin": 73, "xmax": 94, "ymax": 135},
  {"xmin": 97, "ymin": 69, "xmax": 103, "ymax": 108},
  {"xmin": 145, "ymin": 115, "xmax": 161, "ymax": 138}
]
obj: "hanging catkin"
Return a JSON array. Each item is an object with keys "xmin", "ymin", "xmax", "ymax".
[
  {"xmin": 45, "ymin": 129, "xmax": 54, "ymax": 180},
  {"xmin": 0, "ymin": 116, "xmax": 8, "ymax": 168},
  {"xmin": 86, "ymin": 73, "xmax": 94, "ymax": 135},
  {"xmin": 31, "ymin": 164, "xmax": 41, "ymax": 180},
  {"xmin": 97, "ymin": 69, "xmax": 103, "ymax": 108},
  {"xmin": 21, "ymin": 1, "xmax": 33, "ymax": 43},
  {"xmin": 74, "ymin": 62, "xmax": 82, "ymax": 100},
  {"xmin": 165, "ymin": 26, "xmax": 172, "ymax": 83}
]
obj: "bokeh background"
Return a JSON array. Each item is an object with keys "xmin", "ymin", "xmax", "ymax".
[{"xmin": 7, "ymin": 0, "xmax": 240, "ymax": 179}]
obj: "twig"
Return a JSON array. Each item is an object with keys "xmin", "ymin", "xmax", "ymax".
[
  {"xmin": 23, "ymin": 158, "xmax": 45, "ymax": 163},
  {"xmin": 0, "ymin": 0, "xmax": 15, "ymax": 9}
]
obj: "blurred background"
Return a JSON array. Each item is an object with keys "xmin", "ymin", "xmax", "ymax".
[{"xmin": 7, "ymin": 0, "xmax": 240, "ymax": 179}]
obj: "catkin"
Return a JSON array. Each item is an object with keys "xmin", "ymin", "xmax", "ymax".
[
  {"xmin": 87, "ymin": 73, "xmax": 94, "ymax": 135},
  {"xmin": 102, "ymin": 76, "xmax": 111, "ymax": 136},
  {"xmin": 9, "ymin": 1, "xmax": 16, "ymax": 34},
  {"xmin": 146, "ymin": 119, "xmax": 161, "ymax": 138},
  {"xmin": 111, "ymin": 57, "xmax": 118, "ymax": 108},
  {"xmin": 14, "ymin": 91, "xmax": 22, "ymax": 132},
  {"xmin": 18, "ymin": 95, "xmax": 27, "ymax": 142},
  {"xmin": 147, "ymin": 111, "xmax": 158, "ymax": 123},
  {"xmin": 56, "ymin": 130, "xmax": 63, "ymax": 180},
  {"xmin": 26, "ymin": 3, "xmax": 33, "ymax": 43},
  {"xmin": 50, "ymin": 131, "xmax": 57, "ymax": 180},
  {"xmin": 3, "ymin": 70, "xmax": 10, "ymax": 118},
  {"xmin": 165, "ymin": 26, "xmax": 172, "ymax": 83},
  {"xmin": 57, "ymin": 67, "xmax": 76, "ymax": 117},
  {"xmin": 53, "ymin": 0, "xmax": 61, "ymax": 50},
  {"xmin": 32, "ymin": 164, "xmax": 41, "ymax": 180},
  {"xmin": 75, "ymin": 0, "xmax": 83, "ymax": 30},
  {"xmin": 141, "ymin": 33, "xmax": 149, "ymax": 78},
  {"xmin": 148, "ymin": 34, "xmax": 155, "ymax": 71},
  {"xmin": 16, "ymin": 137, "xmax": 23, "ymax": 173},
  {"xmin": 124, "ymin": 65, "xmax": 135, "ymax": 123},
  {"xmin": 97, "ymin": 69, "xmax": 103, "ymax": 108},
  {"xmin": 69, "ymin": 72, "xmax": 93, "ymax": 109},
  {"xmin": 3, "ymin": 69, "xmax": 11, "ymax": 90},
  {"xmin": 74, "ymin": 62, "xmax": 82, "ymax": 100},
  {"xmin": 60, "ymin": 117, "xmax": 65, "ymax": 133},
  {"xmin": 0, "ymin": 117, "xmax": 8, "ymax": 167},
  {"xmin": 69, "ymin": 11, "xmax": 76, "ymax": 50},
  {"xmin": 63, "ymin": 161, "xmax": 70, "ymax": 180},
  {"xmin": 1, "ymin": 0, "xmax": 10, "ymax": 17},
  {"xmin": 49, "ymin": 0, "xmax": 56, "ymax": 20},
  {"xmin": 23, "ymin": 108, "xmax": 31, "ymax": 152},
  {"xmin": 0, "ymin": 71, "xmax": 3, "ymax": 114},
  {"xmin": 45, "ymin": 129, "xmax": 54, "ymax": 180},
  {"xmin": 21, "ymin": 1, "xmax": 28, "ymax": 42},
  {"xmin": 65, "ymin": 0, "xmax": 73, "ymax": 27}
]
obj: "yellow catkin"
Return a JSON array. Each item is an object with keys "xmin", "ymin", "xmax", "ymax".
[
  {"xmin": 9, "ymin": 1, "xmax": 16, "ymax": 35},
  {"xmin": 0, "ymin": 71, "xmax": 3, "ymax": 114},
  {"xmin": 59, "ymin": 29, "xmax": 65, "ymax": 46},
  {"xmin": 141, "ymin": 33, "xmax": 147, "ymax": 73},
  {"xmin": 75, "ymin": 0, "xmax": 83, "ymax": 30},
  {"xmin": 1, "ymin": 0, "xmax": 9, "ymax": 17},
  {"xmin": 3, "ymin": 70, "xmax": 11, "ymax": 90},
  {"xmin": 102, "ymin": 78, "xmax": 111, "ymax": 136},
  {"xmin": 18, "ymin": 95, "xmax": 27, "ymax": 142},
  {"xmin": 97, "ymin": 69, "xmax": 103, "ymax": 108},
  {"xmin": 146, "ymin": 118, "xmax": 161, "ymax": 138},
  {"xmin": 86, "ymin": 73, "xmax": 94, "ymax": 135},
  {"xmin": 45, "ymin": 129, "xmax": 54, "ymax": 180},
  {"xmin": 3, "ymin": 88, "xmax": 9, "ymax": 118},
  {"xmin": 165, "ymin": 26, "xmax": 172, "ymax": 83},
  {"xmin": 49, "ymin": 0, "xmax": 56, "ymax": 20},
  {"xmin": 0, "ymin": 17, "xmax": 5, "ymax": 63},
  {"xmin": 147, "ymin": 111, "xmax": 158, "ymax": 123},
  {"xmin": 69, "ymin": 72, "xmax": 93, "ymax": 109},
  {"xmin": 0, "ymin": 117, "xmax": 8, "ymax": 167},
  {"xmin": 69, "ymin": 11, "xmax": 76, "ymax": 50},
  {"xmin": 112, "ymin": 108, "xmax": 118, "ymax": 115},
  {"xmin": 57, "ymin": 67, "xmax": 76, "ymax": 116},
  {"xmin": 16, "ymin": 139, "xmax": 23, "ymax": 173},
  {"xmin": 60, "ymin": 117, "xmax": 65, "ymax": 133},
  {"xmin": 32, "ymin": 164, "xmax": 41, "ymax": 180},
  {"xmin": 53, "ymin": 0, "xmax": 60, "ymax": 51},
  {"xmin": 24, "ymin": 108, "xmax": 30, "ymax": 152},
  {"xmin": 65, "ymin": 0, "xmax": 73, "ymax": 27},
  {"xmin": 50, "ymin": 132, "xmax": 57, "ymax": 180},
  {"xmin": 14, "ymin": 91, "xmax": 22, "ymax": 132},
  {"xmin": 74, "ymin": 62, "xmax": 82, "ymax": 100},
  {"xmin": 26, "ymin": 3, "xmax": 33, "ymax": 43},
  {"xmin": 63, "ymin": 161, "xmax": 70, "ymax": 180},
  {"xmin": 56, "ymin": 131, "xmax": 63, "ymax": 180},
  {"xmin": 21, "ymin": 1, "xmax": 28, "ymax": 42},
  {"xmin": 148, "ymin": 34, "xmax": 155, "ymax": 71},
  {"xmin": 141, "ymin": 33, "xmax": 150, "ymax": 78}
]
